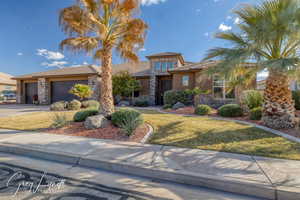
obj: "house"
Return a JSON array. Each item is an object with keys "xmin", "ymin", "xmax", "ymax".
[
  {"xmin": 0, "ymin": 72, "xmax": 16, "ymax": 94},
  {"xmin": 13, "ymin": 52, "xmax": 256, "ymax": 105}
]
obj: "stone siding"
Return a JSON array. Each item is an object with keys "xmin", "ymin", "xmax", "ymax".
[
  {"xmin": 16, "ymin": 80, "xmax": 22, "ymax": 104},
  {"xmin": 38, "ymin": 78, "xmax": 50, "ymax": 105},
  {"xmin": 88, "ymin": 75, "xmax": 101, "ymax": 100}
]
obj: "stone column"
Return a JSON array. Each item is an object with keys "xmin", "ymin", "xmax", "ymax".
[
  {"xmin": 38, "ymin": 78, "xmax": 49, "ymax": 104},
  {"xmin": 149, "ymin": 71, "xmax": 156, "ymax": 106},
  {"xmin": 88, "ymin": 75, "xmax": 101, "ymax": 100},
  {"xmin": 16, "ymin": 80, "xmax": 22, "ymax": 104}
]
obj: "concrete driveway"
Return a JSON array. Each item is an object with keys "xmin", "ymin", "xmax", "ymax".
[{"xmin": 0, "ymin": 104, "xmax": 50, "ymax": 117}]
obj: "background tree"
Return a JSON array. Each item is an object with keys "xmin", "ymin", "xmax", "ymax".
[
  {"xmin": 203, "ymin": 0, "xmax": 300, "ymax": 129},
  {"xmin": 59, "ymin": 0, "xmax": 148, "ymax": 116},
  {"xmin": 112, "ymin": 71, "xmax": 141, "ymax": 100},
  {"xmin": 69, "ymin": 84, "xmax": 93, "ymax": 101}
]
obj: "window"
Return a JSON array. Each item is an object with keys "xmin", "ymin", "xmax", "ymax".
[
  {"xmin": 213, "ymin": 75, "xmax": 235, "ymax": 99},
  {"xmin": 161, "ymin": 62, "xmax": 168, "ymax": 72},
  {"xmin": 182, "ymin": 75, "xmax": 189, "ymax": 86},
  {"xmin": 154, "ymin": 62, "xmax": 161, "ymax": 71},
  {"xmin": 167, "ymin": 62, "xmax": 175, "ymax": 70}
]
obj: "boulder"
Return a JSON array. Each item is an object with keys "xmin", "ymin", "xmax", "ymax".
[
  {"xmin": 118, "ymin": 100, "xmax": 130, "ymax": 107},
  {"xmin": 84, "ymin": 114, "xmax": 110, "ymax": 129},
  {"xmin": 172, "ymin": 102, "xmax": 185, "ymax": 110}
]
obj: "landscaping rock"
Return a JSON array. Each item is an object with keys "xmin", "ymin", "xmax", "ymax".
[
  {"xmin": 118, "ymin": 101, "xmax": 130, "ymax": 107},
  {"xmin": 84, "ymin": 114, "xmax": 110, "ymax": 129},
  {"xmin": 172, "ymin": 102, "xmax": 185, "ymax": 110}
]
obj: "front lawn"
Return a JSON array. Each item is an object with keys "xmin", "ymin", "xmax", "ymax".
[{"xmin": 0, "ymin": 109, "xmax": 299, "ymax": 160}]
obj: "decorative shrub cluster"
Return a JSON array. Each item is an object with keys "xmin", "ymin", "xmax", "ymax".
[
  {"xmin": 50, "ymin": 101, "xmax": 67, "ymax": 111},
  {"xmin": 250, "ymin": 107, "xmax": 263, "ymax": 120},
  {"xmin": 51, "ymin": 113, "xmax": 68, "ymax": 128},
  {"xmin": 133, "ymin": 96, "xmax": 149, "ymax": 107},
  {"xmin": 242, "ymin": 90, "xmax": 263, "ymax": 110},
  {"xmin": 163, "ymin": 90, "xmax": 192, "ymax": 106},
  {"xmin": 218, "ymin": 104, "xmax": 243, "ymax": 117},
  {"xmin": 67, "ymin": 100, "xmax": 82, "ymax": 110},
  {"xmin": 111, "ymin": 108, "xmax": 144, "ymax": 136},
  {"xmin": 163, "ymin": 104, "xmax": 172, "ymax": 109},
  {"xmin": 82, "ymin": 100, "xmax": 100, "ymax": 109},
  {"xmin": 73, "ymin": 108, "xmax": 99, "ymax": 122},
  {"xmin": 292, "ymin": 91, "xmax": 300, "ymax": 110},
  {"xmin": 195, "ymin": 104, "xmax": 212, "ymax": 116}
]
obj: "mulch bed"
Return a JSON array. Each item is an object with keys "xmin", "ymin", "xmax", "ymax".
[
  {"xmin": 45, "ymin": 122, "xmax": 149, "ymax": 143},
  {"xmin": 163, "ymin": 106, "xmax": 300, "ymax": 139}
]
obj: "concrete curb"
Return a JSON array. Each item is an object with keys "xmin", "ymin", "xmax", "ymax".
[
  {"xmin": 140, "ymin": 123, "xmax": 154, "ymax": 144},
  {"xmin": 1, "ymin": 143, "xmax": 299, "ymax": 200}
]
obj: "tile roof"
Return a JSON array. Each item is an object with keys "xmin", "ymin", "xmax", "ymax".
[
  {"xmin": 146, "ymin": 52, "xmax": 182, "ymax": 57},
  {"xmin": 13, "ymin": 62, "xmax": 151, "ymax": 80},
  {"xmin": 0, "ymin": 72, "xmax": 16, "ymax": 85},
  {"xmin": 168, "ymin": 61, "xmax": 219, "ymax": 72}
]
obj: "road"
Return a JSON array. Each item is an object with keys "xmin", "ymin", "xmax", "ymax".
[{"xmin": 0, "ymin": 152, "xmax": 263, "ymax": 200}]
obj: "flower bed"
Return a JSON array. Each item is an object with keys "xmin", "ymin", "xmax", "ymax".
[{"xmin": 45, "ymin": 122, "xmax": 150, "ymax": 143}]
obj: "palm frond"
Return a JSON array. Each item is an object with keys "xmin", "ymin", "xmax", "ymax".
[{"xmin": 60, "ymin": 37, "xmax": 99, "ymax": 54}]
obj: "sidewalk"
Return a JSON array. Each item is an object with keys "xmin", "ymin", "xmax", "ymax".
[{"xmin": 0, "ymin": 129, "xmax": 299, "ymax": 200}]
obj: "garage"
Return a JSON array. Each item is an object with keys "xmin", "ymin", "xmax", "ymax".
[
  {"xmin": 51, "ymin": 80, "xmax": 88, "ymax": 103},
  {"xmin": 25, "ymin": 82, "xmax": 38, "ymax": 104}
]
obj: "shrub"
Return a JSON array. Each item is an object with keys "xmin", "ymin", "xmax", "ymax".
[
  {"xmin": 73, "ymin": 108, "xmax": 99, "ymax": 122},
  {"xmin": 250, "ymin": 107, "xmax": 263, "ymax": 120},
  {"xmin": 133, "ymin": 96, "xmax": 149, "ymax": 107},
  {"xmin": 164, "ymin": 90, "xmax": 191, "ymax": 106},
  {"xmin": 292, "ymin": 91, "xmax": 300, "ymax": 110},
  {"xmin": 195, "ymin": 104, "xmax": 212, "ymax": 116},
  {"xmin": 50, "ymin": 101, "xmax": 67, "ymax": 111},
  {"xmin": 218, "ymin": 104, "xmax": 243, "ymax": 117},
  {"xmin": 163, "ymin": 104, "xmax": 172, "ymax": 109},
  {"xmin": 51, "ymin": 113, "xmax": 68, "ymax": 128},
  {"xmin": 111, "ymin": 108, "xmax": 144, "ymax": 136},
  {"xmin": 242, "ymin": 90, "xmax": 263, "ymax": 110},
  {"xmin": 67, "ymin": 100, "xmax": 82, "ymax": 110},
  {"xmin": 69, "ymin": 84, "xmax": 93, "ymax": 100},
  {"xmin": 82, "ymin": 100, "xmax": 100, "ymax": 109}
]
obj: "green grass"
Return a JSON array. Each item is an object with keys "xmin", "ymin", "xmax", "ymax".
[
  {"xmin": 138, "ymin": 109, "xmax": 300, "ymax": 160},
  {"xmin": 0, "ymin": 108, "xmax": 300, "ymax": 160}
]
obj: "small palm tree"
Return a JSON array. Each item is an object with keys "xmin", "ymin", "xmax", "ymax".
[
  {"xmin": 204, "ymin": 0, "xmax": 300, "ymax": 129},
  {"xmin": 59, "ymin": 0, "xmax": 148, "ymax": 116}
]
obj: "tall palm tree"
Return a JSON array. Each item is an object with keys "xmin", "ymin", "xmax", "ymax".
[
  {"xmin": 203, "ymin": 0, "xmax": 300, "ymax": 129},
  {"xmin": 59, "ymin": 0, "xmax": 148, "ymax": 116}
]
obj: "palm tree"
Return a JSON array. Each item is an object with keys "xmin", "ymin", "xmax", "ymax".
[
  {"xmin": 59, "ymin": 0, "xmax": 148, "ymax": 116},
  {"xmin": 203, "ymin": 0, "xmax": 300, "ymax": 129}
]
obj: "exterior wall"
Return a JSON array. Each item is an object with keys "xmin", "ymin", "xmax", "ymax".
[
  {"xmin": 148, "ymin": 56, "xmax": 180, "ymax": 105},
  {"xmin": 88, "ymin": 75, "xmax": 101, "ymax": 100},
  {"xmin": 136, "ymin": 77, "xmax": 150, "ymax": 96},
  {"xmin": 172, "ymin": 72, "xmax": 195, "ymax": 91},
  {"xmin": 38, "ymin": 78, "xmax": 50, "ymax": 105},
  {"xmin": 16, "ymin": 80, "xmax": 22, "ymax": 104}
]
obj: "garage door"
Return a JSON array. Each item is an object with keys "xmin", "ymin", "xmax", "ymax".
[
  {"xmin": 51, "ymin": 80, "xmax": 88, "ymax": 103},
  {"xmin": 25, "ymin": 82, "xmax": 38, "ymax": 104}
]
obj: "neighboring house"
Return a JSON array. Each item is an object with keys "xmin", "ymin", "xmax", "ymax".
[
  {"xmin": 14, "ymin": 52, "xmax": 256, "ymax": 105},
  {"xmin": 0, "ymin": 72, "xmax": 16, "ymax": 95}
]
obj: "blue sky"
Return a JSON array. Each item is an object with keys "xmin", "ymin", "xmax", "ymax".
[{"xmin": 0, "ymin": 0, "xmax": 257, "ymax": 76}]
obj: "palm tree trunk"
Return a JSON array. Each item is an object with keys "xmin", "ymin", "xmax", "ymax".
[
  {"xmin": 262, "ymin": 71, "xmax": 296, "ymax": 129},
  {"xmin": 100, "ymin": 47, "xmax": 115, "ymax": 117}
]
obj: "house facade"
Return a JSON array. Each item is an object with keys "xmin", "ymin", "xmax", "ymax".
[
  {"xmin": 13, "ymin": 52, "xmax": 256, "ymax": 106},
  {"xmin": 0, "ymin": 72, "xmax": 16, "ymax": 94}
]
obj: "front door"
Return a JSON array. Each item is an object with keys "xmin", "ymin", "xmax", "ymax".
[
  {"xmin": 25, "ymin": 82, "xmax": 38, "ymax": 104},
  {"xmin": 156, "ymin": 76, "xmax": 172, "ymax": 105}
]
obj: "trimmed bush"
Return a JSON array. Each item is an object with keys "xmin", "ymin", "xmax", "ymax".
[
  {"xmin": 82, "ymin": 100, "xmax": 100, "ymax": 109},
  {"xmin": 73, "ymin": 108, "xmax": 99, "ymax": 122},
  {"xmin": 50, "ymin": 101, "xmax": 67, "ymax": 111},
  {"xmin": 111, "ymin": 108, "xmax": 144, "ymax": 136},
  {"xmin": 218, "ymin": 104, "xmax": 243, "ymax": 117},
  {"xmin": 250, "ymin": 107, "xmax": 263, "ymax": 120},
  {"xmin": 242, "ymin": 90, "xmax": 263, "ymax": 110},
  {"xmin": 195, "ymin": 104, "xmax": 212, "ymax": 116},
  {"xmin": 163, "ymin": 104, "xmax": 172, "ymax": 109},
  {"xmin": 133, "ymin": 96, "xmax": 149, "ymax": 107},
  {"xmin": 292, "ymin": 91, "xmax": 300, "ymax": 110},
  {"xmin": 163, "ymin": 90, "xmax": 191, "ymax": 106},
  {"xmin": 67, "ymin": 100, "xmax": 82, "ymax": 110},
  {"xmin": 51, "ymin": 113, "xmax": 68, "ymax": 128}
]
